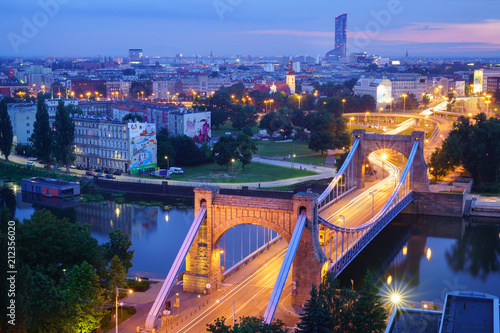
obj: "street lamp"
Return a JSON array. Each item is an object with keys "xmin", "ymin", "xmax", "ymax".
[
  {"xmin": 379, "ymin": 107, "xmax": 383, "ymax": 132},
  {"xmin": 342, "ymin": 99, "xmax": 346, "ymax": 113},
  {"xmin": 350, "ymin": 117, "xmax": 354, "ymax": 132},
  {"xmin": 216, "ymin": 299, "xmax": 236, "ymax": 326},
  {"xmin": 291, "ymin": 154, "xmax": 296, "ymax": 176},
  {"xmin": 164, "ymin": 156, "xmax": 169, "ymax": 170},
  {"xmin": 368, "ymin": 191, "xmax": 374, "ymax": 218},
  {"xmin": 390, "ymin": 293, "xmax": 401, "ymax": 307},
  {"xmin": 298, "ymin": 95, "xmax": 301, "ymax": 109},
  {"xmin": 269, "ymin": 99, "xmax": 274, "ymax": 112},
  {"xmin": 115, "ymin": 287, "xmax": 133, "ymax": 333},
  {"xmin": 231, "ymin": 158, "xmax": 235, "ymax": 179},
  {"xmin": 401, "ymin": 93, "xmax": 408, "ymax": 113},
  {"xmin": 339, "ymin": 215, "xmax": 345, "ymax": 255}
]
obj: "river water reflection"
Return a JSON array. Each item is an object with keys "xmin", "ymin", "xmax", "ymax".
[{"xmin": 2, "ymin": 182, "xmax": 500, "ymax": 304}]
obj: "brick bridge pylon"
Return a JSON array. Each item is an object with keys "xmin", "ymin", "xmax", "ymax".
[
  {"xmin": 183, "ymin": 187, "xmax": 326, "ymax": 306},
  {"xmin": 352, "ymin": 129, "xmax": 429, "ymax": 192}
]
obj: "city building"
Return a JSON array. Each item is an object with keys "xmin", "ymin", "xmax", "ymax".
[
  {"xmin": 325, "ymin": 13, "xmax": 347, "ymax": 61},
  {"xmin": 353, "ymin": 78, "xmax": 392, "ymax": 108},
  {"xmin": 45, "ymin": 98, "xmax": 79, "ymax": 116},
  {"xmin": 152, "ymin": 80, "xmax": 183, "ymax": 99},
  {"xmin": 286, "ymin": 60, "xmax": 296, "ymax": 95},
  {"xmin": 474, "ymin": 68, "xmax": 500, "ymax": 94},
  {"xmin": 73, "ymin": 117, "xmax": 157, "ymax": 174},
  {"xmin": 390, "ymin": 76, "xmax": 428, "ymax": 102},
  {"xmin": 129, "ymin": 49, "xmax": 143, "ymax": 66},
  {"xmin": 180, "ymin": 75, "xmax": 232, "ymax": 94},
  {"xmin": 7, "ymin": 103, "xmax": 37, "ymax": 145},
  {"xmin": 167, "ymin": 110, "xmax": 212, "ymax": 144}
]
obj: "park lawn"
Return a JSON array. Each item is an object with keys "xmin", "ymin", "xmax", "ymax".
[
  {"xmin": 256, "ymin": 140, "xmax": 316, "ymax": 157},
  {"xmin": 171, "ymin": 161, "xmax": 316, "ymax": 183},
  {"xmin": 211, "ymin": 122, "xmax": 259, "ymax": 137},
  {"xmin": 285, "ymin": 154, "xmax": 328, "ymax": 165},
  {"xmin": 0, "ymin": 160, "xmax": 78, "ymax": 184}
]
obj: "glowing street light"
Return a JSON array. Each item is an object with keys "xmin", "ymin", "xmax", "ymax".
[
  {"xmin": 350, "ymin": 117, "xmax": 354, "ymax": 132},
  {"xmin": 401, "ymin": 93, "xmax": 408, "ymax": 113},
  {"xmin": 164, "ymin": 156, "xmax": 169, "ymax": 170},
  {"xmin": 368, "ymin": 192, "xmax": 374, "ymax": 218},
  {"xmin": 342, "ymin": 98, "xmax": 346, "ymax": 113},
  {"xmin": 298, "ymin": 95, "xmax": 302, "ymax": 109},
  {"xmin": 216, "ymin": 299, "xmax": 236, "ymax": 326},
  {"xmin": 390, "ymin": 293, "xmax": 401, "ymax": 306},
  {"xmin": 115, "ymin": 287, "xmax": 133, "ymax": 333},
  {"xmin": 231, "ymin": 158, "xmax": 235, "ymax": 180}
]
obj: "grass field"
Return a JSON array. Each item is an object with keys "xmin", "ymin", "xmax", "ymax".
[
  {"xmin": 211, "ymin": 123, "xmax": 259, "ymax": 137},
  {"xmin": 285, "ymin": 154, "xmax": 328, "ymax": 165},
  {"xmin": 170, "ymin": 161, "xmax": 316, "ymax": 183},
  {"xmin": 257, "ymin": 140, "xmax": 317, "ymax": 157},
  {"xmin": 0, "ymin": 160, "xmax": 78, "ymax": 183}
]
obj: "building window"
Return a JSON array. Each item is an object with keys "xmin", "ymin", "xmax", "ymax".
[
  {"xmin": 27, "ymin": 130, "xmax": 30, "ymax": 134},
  {"xmin": 26, "ymin": 123, "xmax": 29, "ymax": 127},
  {"xmin": 26, "ymin": 116, "xmax": 30, "ymax": 119}
]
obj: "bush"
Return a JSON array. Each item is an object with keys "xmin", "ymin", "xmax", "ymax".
[
  {"xmin": 126, "ymin": 279, "xmax": 154, "ymax": 292},
  {"xmin": 473, "ymin": 182, "xmax": 500, "ymax": 194}
]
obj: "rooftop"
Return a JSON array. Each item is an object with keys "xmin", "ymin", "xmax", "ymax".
[{"xmin": 22, "ymin": 177, "xmax": 79, "ymax": 187}]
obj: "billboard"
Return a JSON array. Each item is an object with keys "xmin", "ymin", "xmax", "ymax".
[
  {"xmin": 474, "ymin": 70, "xmax": 483, "ymax": 94},
  {"xmin": 128, "ymin": 122, "xmax": 157, "ymax": 174},
  {"xmin": 183, "ymin": 111, "xmax": 211, "ymax": 144}
]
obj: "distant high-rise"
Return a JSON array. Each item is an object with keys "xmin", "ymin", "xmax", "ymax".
[
  {"xmin": 129, "ymin": 49, "xmax": 143, "ymax": 66},
  {"xmin": 325, "ymin": 13, "xmax": 347, "ymax": 61}
]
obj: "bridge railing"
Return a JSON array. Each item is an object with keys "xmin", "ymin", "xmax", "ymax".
[
  {"xmin": 319, "ymin": 140, "xmax": 419, "ymax": 276},
  {"xmin": 145, "ymin": 205, "xmax": 207, "ymax": 330},
  {"xmin": 317, "ymin": 138, "xmax": 360, "ymax": 211}
]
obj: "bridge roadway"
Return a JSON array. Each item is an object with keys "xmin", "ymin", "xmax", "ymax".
[
  {"xmin": 157, "ymin": 240, "xmax": 295, "ymax": 332},
  {"xmin": 148, "ymin": 177, "xmax": 388, "ymax": 333}
]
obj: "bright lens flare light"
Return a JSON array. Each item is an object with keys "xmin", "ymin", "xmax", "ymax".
[
  {"xmin": 391, "ymin": 293, "xmax": 401, "ymax": 305},
  {"xmin": 426, "ymin": 248, "xmax": 432, "ymax": 261}
]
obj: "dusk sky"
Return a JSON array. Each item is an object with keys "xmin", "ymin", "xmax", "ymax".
[{"xmin": 1, "ymin": 0, "xmax": 500, "ymax": 58}]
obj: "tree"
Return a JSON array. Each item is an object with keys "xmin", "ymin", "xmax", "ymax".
[
  {"xmin": 230, "ymin": 105, "xmax": 258, "ymax": 130},
  {"xmin": 296, "ymin": 284, "xmax": 330, "ymax": 333},
  {"xmin": 170, "ymin": 135, "xmax": 205, "ymax": 166},
  {"xmin": 0, "ymin": 102, "xmax": 13, "ymax": 161},
  {"xmin": 309, "ymin": 131, "xmax": 336, "ymax": 155},
  {"xmin": 212, "ymin": 109, "xmax": 227, "ymax": 129},
  {"xmin": 212, "ymin": 135, "xmax": 238, "ymax": 170},
  {"xmin": 52, "ymin": 100, "xmax": 75, "ymax": 171},
  {"xmin": 102, "ymin": 229, "xmax": 134, "ymax": 272},
  {"xmin": 236, "ymin": 133, "xmax": 257, "ymax": 171},
  {"xmin": 122, "ymin": 113, "xmax": 143, "ymax": 122},
  {"xmin": 107, "ymin": 255, "xmax": 127, "ymax": 302},
  {"xmin": 31, "ymin": 98, "xmax": 52, "ymax": 163},
  {"xmin": 62, "ymin": 261, "xmax": 105, "ymax": 333},
  {"xmin": 351, "ymin": 270, "xmax": 387, "ymax": 332},
  {"xmin": 259, "ymin": 112, "xmax": 282, "ymax": 135},
  {"xmin": 157, "ymin": 127, "xmax": 176, "ymax": 168},
  {"xmin": 206, "ymin": 316, "xmax": 287, "ymax": 333}
]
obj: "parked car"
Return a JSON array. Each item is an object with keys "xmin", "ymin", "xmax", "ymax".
[
  {"xmin": 113, "ymin": 171, "xmax": 122, "ymax": 176},
  {"xmin": 69, "ymin": 165, "xmax": 76, "ymax": 169},
  {"xmin": 86, "ymin": 171, "xmax": 94, "ymax": 176},
  {"xmin": 44, "ymin": 164, "xmax": 51, "ymax": 169},
  {"xmin": 105, "ymin": 174, "xmax": 115, "ymax": 179},
  {"xmin": 53, "ymin": 166, "xmax": 61, "ymax": 170},
  {"xmin": 28, "ymin": 157, "xmax": 37, "ymax": 161},
  {"xmin": 169, "ymin": 167, "xmax": 184, "ymax": 174},
  {"xmin": 96, "ymin": 173, "xmax": 104, "ymax": 178},
  {"xmin": 38, "ymin": 161, "xmax": 44, "ymax": 164},
  {"xmin": 27, "ymin": 161, "xmax": 34, "ymax": 166}
]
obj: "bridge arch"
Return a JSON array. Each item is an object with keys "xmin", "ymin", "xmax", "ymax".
[
  {"xmin": 352, "ymin": 129, "xmax": 429, "ymax": 192},
  {"xmin": 213, "ymin": 217, "xmax": 292, "ymax": 247}
]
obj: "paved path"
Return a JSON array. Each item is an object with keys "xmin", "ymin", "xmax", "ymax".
[{"xmin": 1, "ymin": 153, "xmax": 336, "ymax": 189}]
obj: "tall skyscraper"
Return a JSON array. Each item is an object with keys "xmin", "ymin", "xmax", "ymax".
[
  {"xmin": 325, "ymin": 13, "xmax": 347, "ymax": 61},
  {"xmin": 129, "ymin": 49, "xmax": 143, "ymax": 66}
]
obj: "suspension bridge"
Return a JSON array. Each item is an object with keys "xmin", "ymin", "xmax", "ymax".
[{"xmin": 144, "ymin": 128, "xmax": 429, "ymax": 331}]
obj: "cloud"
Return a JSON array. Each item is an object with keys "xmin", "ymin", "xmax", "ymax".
[{"xmin": 412, "ymin": 25, "xmax": 444, "ymax": 31}]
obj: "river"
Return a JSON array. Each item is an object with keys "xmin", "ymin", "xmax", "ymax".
[{"xmin": 2, "ymin": 182, "xmax": 499, "ymax": 305}]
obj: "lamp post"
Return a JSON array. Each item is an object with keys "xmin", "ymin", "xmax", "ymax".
[
  {"xmin": 339, "ymin": 215, "xmax": 345, "ymax": 255},
  {"xmin": 291, "ymin": 154, "xmax": 296, "ymax": 176},
  {"xmin": 368, "ymin": 191, "xmax": 374, "ymax": 218},
  {"xmin": 402, "ymin": 93, "xmax": 407, "ymax": 114},
  {"xmin": 231, "ymin": 158, "xmax": 235, "ymax": 180},
  {"xmin": 216, "ymin": 299, "xmax": 236, "ymax": 326},
  {"xmin": 164, "ymin": 156, "xmax": 169, "ymax": 170},
  {"xmin": 167, "ymin": 91, "xmax": 170, "ymax": 103},
  {"xmin": 342, "ymin": 99, "xmax": 346, "ymax": 113},
  {"xmin": 298, "ymin": 95, "xmax": 301, "ymax": 109},
  {"xmin": 115, "ymin": 287, "xmax": 133, "ymax": 333},
  {"xmin": 350, "ymin": 117, "xmax": 354, "ymax": 132},
  {"xmin": 379, "ymin": 107, "xmax": 383, "ymax": 132}
]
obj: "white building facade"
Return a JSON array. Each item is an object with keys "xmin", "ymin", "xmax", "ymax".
[{"xmin": 7, "ymin": 103, "xmax": 37, "ymax": 145}]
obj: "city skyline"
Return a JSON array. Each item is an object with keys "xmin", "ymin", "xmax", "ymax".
[{"xmin": 1, "ymin": 0, "xmax": 500, "ymax": 58}]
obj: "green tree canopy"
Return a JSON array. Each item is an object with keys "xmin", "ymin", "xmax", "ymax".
[
  {"xmin": 52, "ymin": 100, "xmax": 75, "ymax": 170},
  {"xmin": 212, "ymin": 135, "xmax": 238, "ymax": 170},
  {"xmin": 31, "ymin": 98, "xmax": 52, "ymax": 163},
  {"xmin": 0, "ymin": 101, "xmax": 14, "ymax": 161}
]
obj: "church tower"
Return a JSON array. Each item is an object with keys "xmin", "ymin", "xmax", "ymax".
[{"xmin": 286, "ymin": 60, "xmax": 296, "ymax": 95}]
